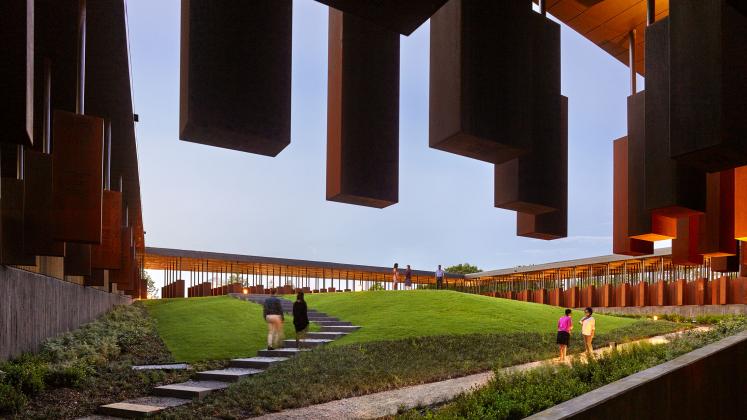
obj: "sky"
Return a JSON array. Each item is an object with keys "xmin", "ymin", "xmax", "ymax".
[{"xmin": 127, "ymin": 0, "xmax": 655, "ymax": 282}]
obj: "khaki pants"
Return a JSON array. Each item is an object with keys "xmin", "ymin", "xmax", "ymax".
[{"xmin": 266, "ymin": 315, "xmax": 284, "ymax": 348}]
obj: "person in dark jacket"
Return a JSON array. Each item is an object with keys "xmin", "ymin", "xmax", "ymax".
[
  {"xmin": 263, "ymin": 290, "xmax": 284, "ymax": 350},
  {"xmin": 293, "ymin": 291, "xmax": 310, "ymax": 348}
]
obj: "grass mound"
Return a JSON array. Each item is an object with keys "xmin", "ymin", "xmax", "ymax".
[
  {"xmin": 300, "ymin": 290, "xmax": 644, "ymax": 344},
  {"xmin": 142, "ymin": 296, "xmax": 306, "ymax": 362}
]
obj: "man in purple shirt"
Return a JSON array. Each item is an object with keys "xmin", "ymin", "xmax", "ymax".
[{"xmin": 556, "ymin": 308, "xmax": 573, "ymax": 361}]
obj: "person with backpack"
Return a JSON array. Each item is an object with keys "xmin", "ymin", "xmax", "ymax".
[
  {"xmin": 292, "ymin": 291, "xmax": 309, "ymax": 348},
  {"xmin": 263, "ymin": 289, "xmax": 284, "ymax": 350}
]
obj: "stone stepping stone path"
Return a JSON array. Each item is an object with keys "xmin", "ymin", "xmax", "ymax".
[{"xmin": 95, "ymin": 294, "xmax": 360, "ymax": 418}]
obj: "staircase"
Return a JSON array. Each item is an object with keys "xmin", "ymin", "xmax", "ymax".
[{"xmin": 94, "ymin": 294, "xmax": 360, "ymax": 418}]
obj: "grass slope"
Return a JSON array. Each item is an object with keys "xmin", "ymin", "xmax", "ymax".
[
  {"xmin": 301, "ymin": 290, "xmax": 639, "ymax": 345},
  {"xmin": 142, "ymin": 296, "xmax": 301, "ymax": 362}
]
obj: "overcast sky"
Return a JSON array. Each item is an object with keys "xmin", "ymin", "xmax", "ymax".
[{"xmin": 128, "ymin": 0, "xmax": 654, "ymax": 280}]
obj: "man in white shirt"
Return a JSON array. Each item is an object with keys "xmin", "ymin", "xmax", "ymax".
[
  {"xmin": 435, "ymin": 265, "xmax": 445, "ymax": 290},
  {"xmin": 580, "ymin": 307, "xmax": 596, "ymax": 356}
]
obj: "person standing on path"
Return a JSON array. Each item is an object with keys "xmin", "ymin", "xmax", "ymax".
[
  {"xmin": 263, "ymin": 290, "xmax": 284, "ymax": 350},
  {"xmin": 293, "ymin": 291, "xmax": 309, "ymax": 349},
  {"xmin": 580, "ymin": 307, "xmax": 596, "ymax": 356},
  {"xmin": 556, "ymin": 308, "xmax": 573, "ymax": 361},
  {"xmin": 392, "ymin": 263, "xmax": 400, "ymax": 290},
  {"xmin": 435, "ymin": 265, "xmax": 445, "ymax": 290},
  {"xmin": 404, "ymin": 265, "xmax": 413, "ymax": 290}
]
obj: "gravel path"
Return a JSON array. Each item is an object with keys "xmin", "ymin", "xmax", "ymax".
[{"xmin": 253, "ymin": 327, "xmax": 704, "ymax": 420}]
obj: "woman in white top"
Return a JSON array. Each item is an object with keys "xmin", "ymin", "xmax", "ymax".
[
  {"xmin": 392, "ymin": 263, "xmax": 399, "ymax": 290},
  {"xmin": 579, "ymin": 307, "xmax": 596, "ymax": 356}
]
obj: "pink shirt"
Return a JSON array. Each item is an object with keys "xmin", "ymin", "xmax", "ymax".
[{"xmin": 557, "ymin": 316, "xmax": 572, "ymax": 332}]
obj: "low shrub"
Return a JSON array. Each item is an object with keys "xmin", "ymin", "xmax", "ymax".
[
  {"xmin": 0, "ymin": 383, "xmax": 27, "ymax": 413},
  {"xmin": 0, "ymin": 355, "xmax": 48, "ymax": 396}
]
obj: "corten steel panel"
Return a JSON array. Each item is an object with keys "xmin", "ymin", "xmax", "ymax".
[
  {"xmin": 644, "ymin": 18, "xmax": 706, "ymax": 217},
  {"xmin": 736, "ymin": 166, "xmax": 747, "ymax": 241},
  {"xmin": 699, "ymin": 170, "xmax": 737, "ymax": 256},
  {"xmin": 52, "ymin": 110, "xmax": 104, "ymax": 244},
  {"xmin": 711, "ymin": 242, "xmax": 740, "ymax": 273},
  {"xmin": 653, "ymin": 280, "xmax": 667, "ymax": 306},
  {"xmin": 326, "ymin": 10, "xmax": 399, "ymax": 208},
  {"xmin": 313, "ymin": 0, "xmax": 448, "ymax": 35},
  {"xmin": 429, "ymin": 0, "xmax": 534, "ymax": 164},
  {"xmin": 627, "ymin": 92, "xmax": 678, "ymax": 241},
  {"xmin": 179, "ymin": 0, "xmax": 291, "ymax": 156},
  {"xmin": 515, "ymin": 95, "xmax": 568, "ymax": 240},
  {"xmin": 23, "ymin": 151, "xmax": 65, "ymax": 256},
  {"xmin": 495, "ymin": 19, "xmax": 563, "ymax": 215},
  {"xmin": 672, "ymin": 216, "xmax": 705, "ymax": 266},
  {"xmin": 85, "ymin": 269, "xmax": 106, "ymax": 287},
  {"xmin": 669, "ymin": 1, "xmax": 747, "ymax": 171},
  {"xmin": 91, "ymin": 191, "xmax": 122, "ymax": 269},
  {"xmin": 0, "ymin": 178, "xmax": 36, "ymax": 265},
  {"xmin": 0, "ymin": 0, "xmax": 33, "ymax": 146},
  {"xmin": 65, "ymin": 243, "xmax": 91, "ymax": 276},
  {"xmin": 613, "ymin": 136, "xmax": 653, "ymax": 255},
  {"xmin": 635, "ymin": 282, "xmax": 648, "ymax": 307},
  {"xmin": 110, "ymin": 226, "xmax": 134, "ymax": 290}
]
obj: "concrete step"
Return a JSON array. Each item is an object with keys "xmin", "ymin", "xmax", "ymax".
[
  {"xmin": 282, "ymin": 338, "xmax": 333, "ymax": 348},
  {"xmin": 98, "ymin": 396, "xmax": 190, "ymax": 418},
  {"xmin": 320, "ymin": 325, "xmax": 361, "ymax": 333},
  {"xmin": 305, "ymin": 331, "xmax": 347, "ymax": 340},
  {"xmin": 152, "ymin": 380, "xmax": 228, "ymax": 400},
  {"xmin": 230, "ymin": 356, "xmax": 288, "ymax": 369},
  {"xmin": 257, "ymin": 347, "xmax": 311, "ymax": 358},
  {"xmin": 307, "ymin": 316, "xmax": 340, "ymax": 322},
  {"xmin": 312, "ymin": 320, "xmax": 353, "ymax": 326},
  {"xmin": 195, "ymin": 367, "xmax": 263, "ymax": 383}
]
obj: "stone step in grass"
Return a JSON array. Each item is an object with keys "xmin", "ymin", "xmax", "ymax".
[
  {"xmin": 195, "ymin": 367, "xmax": 264, "ymax": 382},
  {"xmin": 282, "ymin": 338, "xmax": 333, "ymax": 348},
  {"xmin": 257, "ymin": 347, "xmax": 311, "ymax": 358},
  {"xmin": 312, "ymin": 320, "xmax": 353, "ymax": 326},
  {"xmin": 305, "ymin": 331, "xmax": 347, "ymax": 340},
  {"xmin": 131, "ymin": 363, "xmax": 190, "ymax": 371},
  {"xmin": 152, "ymin": 380, "xmax": 229, "ymax": 400},
  {"xmin": 230, "ymin": 356, "xmax": 289, "ymax": 369},
  {"xmin": 98, "ymin": 396, "xmax": 190, "ymax": 418},
  {"xmin": 308, "ymin": 316, "xmax": 340, "ymax": 322},
  {"xmin": 320, "ymin": 325, "xmax": 361, "ymax": 332}
]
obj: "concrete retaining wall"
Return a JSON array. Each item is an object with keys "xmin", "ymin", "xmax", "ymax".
[
  {"xmin": 594, "ymin": 304, "xmax": 747, "ymax": 318},
  {"xmin": 0, "ymin": 266, "xmax": 131, "ymax": 360},
  {"xmin": 529, "ymin": 330, "xmax": 747, "ymax": 419}
]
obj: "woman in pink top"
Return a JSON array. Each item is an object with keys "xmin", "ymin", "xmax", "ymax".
[{"xmin": 556, "ymin": 308, "xmax": 573, "ymax": 361}]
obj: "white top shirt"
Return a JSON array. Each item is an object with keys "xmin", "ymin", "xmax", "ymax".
[
  {"xmin": 436, "ymin": 269, "xmax": 444, "ymax": 278},
  {"xmin": 580, "ymin": 316, "xmax": 595, "ymax": 336}
]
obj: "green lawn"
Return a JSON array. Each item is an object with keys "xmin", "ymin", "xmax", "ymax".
[
  {"xmin": 142, "ymin": 296, "xmax": 304, "ymax": 362},
  {"xmin": 300, "ymin": 290, "xmax": 641, "ymax": 345}
]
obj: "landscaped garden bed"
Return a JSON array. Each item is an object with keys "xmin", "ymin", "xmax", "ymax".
[{"xmin": 395, "ymin": 316, "xmax": 747, "ymax": 420}]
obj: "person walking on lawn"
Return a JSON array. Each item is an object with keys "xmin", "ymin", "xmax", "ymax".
[
  {"xmin": 392, "ymin": 263, "xmax": 400, "ymax": 290},
  {"xmin": 580, "ymin": 307, "xmax": 596, "ymax": 356},
  {"xmin": 293, "ymin": 291, "xmax": 309, "ymax": 348},
  {"xmin": 263, "ymin": 289, "xmax": 284, "ymax": 350},
  {"xmin": 404, "ymin": 265, "xmax": 413, "ymax": 290},
  {"xmin": 435, "ymin": 265, "xmax": 445, "ymax": 290},
  {"xmin": 556, "ymin": 308, "xmax": 573, "ymax": 361}
]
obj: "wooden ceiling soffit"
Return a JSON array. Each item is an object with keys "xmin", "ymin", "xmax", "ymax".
[
  {"xmin": 179, "ymin": 0, "xmax": 291, "ymax": 156},
  {"xmin": 429, "ymin": 0, "xmax": 534, "ymax": 164},
  {"xmin": 326, "ymin": 10, "xmax": 399, "ymax": 208}
]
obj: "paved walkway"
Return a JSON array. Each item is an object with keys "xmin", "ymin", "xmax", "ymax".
[{"xmin": 255, "ymin": 327, "xmax": 706, "ymax": 420}]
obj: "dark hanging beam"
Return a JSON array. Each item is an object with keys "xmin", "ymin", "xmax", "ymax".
[
  {"xmin": 495, "ymin": 16, "xmax": 563, "ymax": 215},
  {"xmin": 326, "ymin": 10, "xmax": 399, "ymax": 208},
  {"xmin": 669, "ymin": 1, "xmax": 747, "ymax": 172},
  {"xmin": 613, "ymin": 136, "xmax": 653, "ymax": 256},
  {"xmin": 179, "ymin": 0, "xmax": 292, "ymax": 156},
  {"xmin": 644, "ymin": 17, "xmax": 706, "ymax": 218},
  {"xmin": 0, "ymin": 0, "xmax": 34, "ymax": 146},
  {"xmin": 429, "ymin": 0, "xmax": 534, "ymax": 164},
  {"xmin": 313, "ymin": 0, "xmax": 447, "ymax": 35}
]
